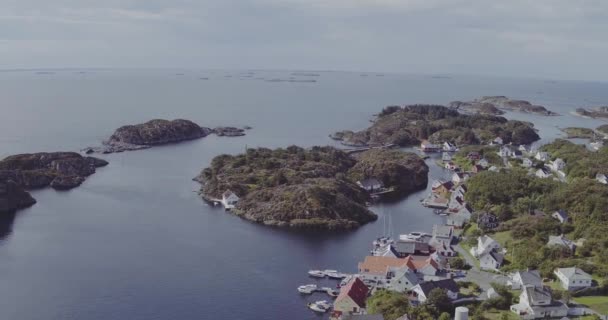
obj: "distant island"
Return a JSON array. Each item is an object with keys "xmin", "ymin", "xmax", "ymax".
[
  {"xmin": 331, "ymin": 104, "xmax": 540, "ymax": 147},
  {"xmin": 574, "ymin": 106, "xmax": 608, "ymax": 119},
  {"xmin": 449, "ymin": 96, "xmax": 558, "ymax": 116},
  {"xmin": 85, "ymin": 119, "xmax": 247, "ymax": 153},
  {"xmin": 194, "ymin": 146, "xmax": 428, "ymax": 230},
  {"xmin": 0, "ymin": 152, "xmax": 108, "ymax": 213}
]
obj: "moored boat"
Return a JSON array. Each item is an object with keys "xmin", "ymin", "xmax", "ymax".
[
  {"xmin": 297, "ymin": 284, "xmax": 317, "ymax": 294},
  {"xmin": 307, "ymin": 301, "xmax": 330, "ymax": 313},
  {"xmin": 308, "ymin": 270, "xmax": 325, "ymax": 278}
]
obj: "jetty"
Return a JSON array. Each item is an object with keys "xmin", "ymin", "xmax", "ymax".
[{"xmin": 343, "ymin": 144, "xmax": 396, "ymax": 155}]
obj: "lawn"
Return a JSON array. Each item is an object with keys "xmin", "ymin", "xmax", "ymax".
[
  {"xmin": 492, "ymin": 231, "xmax": 513, "ymax": 247},
  {"xmin": 483, "ymin": 310, "xmax": 519, "ymax": 320},
  {"xmin": 458, "ymin": 243, "xmax": 480, "ymax": 269},
  {"xmin": 574, "ymin": 296, "xmax": 608, "ymax": 315}
]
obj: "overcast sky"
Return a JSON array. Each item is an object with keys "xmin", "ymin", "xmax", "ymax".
[{"xmin": 1, "ymin": 0, "xmax": 607, "ymax": 81}]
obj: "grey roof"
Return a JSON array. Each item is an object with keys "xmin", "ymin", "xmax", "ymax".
[
  {"xmin": 556, "ymin": 267, "xmax": 592, "ymax": 280},
  {"xmin": 432, "ymin": 225, "xmax": 453, "ymax": 239},
  {"xmin": 489, "ymin": 250, "xmax": 504, "ymax": 265},
  {"xmin": 547, "ymin": 235, "xmax": 575, "ymax": 249},
  {"xmin": 516, "ymin": 270, "xmax": 542, "ymax": 287},
  {"xmin": 416, "ymin": 279, "xmax": 459, "ymax": 296},
  {"xmin": 393, "ymin": 241, "xmax": 430, "ymax": 254},
  {"xmin": 524, "ymin": 286, "xmax": 552, "ymax": 306}
]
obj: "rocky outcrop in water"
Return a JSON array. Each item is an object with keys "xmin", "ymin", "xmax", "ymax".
[
  {"xmin": 0, "ymin": 152, "xmax": 108, "ymax": 213},
  {"xmin": 331, "ymin": 104, "xmax": 540, "ymax": 147},
  {"xmin": 0, "ymin": 152, "xmax": 108, "ymax": 190},
  {"xmin": 575, "ymin": 106, "xmax": 608, "ymax": 119},
  {"xmin": 87, "ymin": 119, "xmax": 247, "ymax": 153},
  {"xmin": 450, "ymin": 96, "xmax": 558, "ymax": 116},
  {"xmin": 0, "ymin": 180, "xmax": 36, "ymax": 213}
]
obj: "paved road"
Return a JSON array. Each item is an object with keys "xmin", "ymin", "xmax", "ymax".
[
  {"xmin": 454, "ymin": 244, "xmax": 479, "ymax": 271},
  {"xmin": 453, "ymin": 244, "xmax": 508, "ymax": 291}
]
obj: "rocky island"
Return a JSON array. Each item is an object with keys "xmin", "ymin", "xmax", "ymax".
[
  {"xmin": 574, "ymin": 106, "xmax": 608, "ymax": 119},
  {"xmin": 560, "ymin": 127, "xmax": 596, "ymax": 139},
  {"xmin": 195, "ymin": 146, "xmax": 428, "ymax": 230},
  {"xmin": 449, "ymin": 96, "xmax": 558, "ymax": 116},
  {"xmin": 87, "ymin": 119, "xmax": 247, "ymax": 153},
  {"xmin": 331, "ymin": 104, "xmax": 540, "ymax": 147},
  {"xmin": 0, "ymin": 152, "xmax": 108, "ymax": 213}
]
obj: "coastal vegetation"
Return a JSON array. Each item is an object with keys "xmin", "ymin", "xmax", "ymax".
[
  {"xmin": 367, "ymin": 288, "xmax": 454, "ymax": 320},
  {"xmin": 331, "ymin": 104, "xmax": 540, "ymax": 147},
  {"xmin": 464, "ymin": 166, "xmax": 608, "ymax": 278},
  {"xmin": 540, "ymin": 139, "xmax": 608, "ymax": 180},
  {"xmin": 560, "ymin": 127, "xmax": 596, "ymax": 139},
  {"xmin": 196, "ymin": 146, "xmax": 428, "ymax": 229}
]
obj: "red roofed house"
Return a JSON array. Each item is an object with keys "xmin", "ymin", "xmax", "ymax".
[{"xmin": 333, "ymin": 277, "xmax": 369, "ymax": 316}]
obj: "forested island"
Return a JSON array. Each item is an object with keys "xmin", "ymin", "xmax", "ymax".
[
  {"xmin": 195, "ymin": 146, "xmax": 428, "ymax": 230},
  {"xmin": 331, "ymin": 104, "xmax": 540, "ymax": 147},
  {"xmin": 449, "ymin": 96, "xmax": 558, "ymax": 116},
  {"xmin": 0, "ymin": 152, "xmax": 108, "ymax": 213}
]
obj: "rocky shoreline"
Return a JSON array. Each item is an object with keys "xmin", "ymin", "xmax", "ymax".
[
  {"xmin": 85, "ymin": 119, "xmax": 248, "ymax": 154},
  {"xmin": 0, "ymin": 152, "xmax": 108, "ymax": 213}
]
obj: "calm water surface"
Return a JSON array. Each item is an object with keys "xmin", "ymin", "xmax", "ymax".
[{"xmin": 0, "ymin": 70, "xmax": 607, "ymax": 320}]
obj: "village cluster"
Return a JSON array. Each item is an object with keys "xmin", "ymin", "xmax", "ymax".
[{"xmin": 295, "ymin": 138, "xmax": 603, "ymax": 320}]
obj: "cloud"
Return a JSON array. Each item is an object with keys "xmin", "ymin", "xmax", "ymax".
[{"xmin": 0, "ymin": 0, "xmax": 606, "ymax": 80}]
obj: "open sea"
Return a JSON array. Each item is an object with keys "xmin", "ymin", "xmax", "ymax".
[{"xmin": 0, "ymin": 69, "xmax": 607, "ymax": 320}]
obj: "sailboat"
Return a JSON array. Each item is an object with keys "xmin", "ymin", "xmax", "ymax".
[{"xmin": 371, "ymin": 210, "xmax": 394, "ymax": 256}]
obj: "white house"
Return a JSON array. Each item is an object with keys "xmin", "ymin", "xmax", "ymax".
[
  {"xmin": 357, "ymin": 178, "xmax": 384, "ymax": 192},
  {"xmin": 547, "ymin": 235, "xmax": 576, "ymax": 252},
  {"xmin": 535, "ymin": 151, "xmax": 550, "ymax": 162},
  {"xmin": 488, "ymin": 166, "xmax": 499, "ymax": 172},
  {"xmin": 443, "ymin": 142, "xmax": 458, "ymax": 152},
  {"xmin": 442, "ymin": 152, "xmax": 452, "ymax": 162},
  {"xmin": 452, "ymin": 172, "xmax": 469, "ymax": 185},
  {"xmin": 498, "ymin": 146, "xmax": 512, "ymax": 158},
  {"xmin": 493, "ymin": 137, "xmax": 504, "ymax": 145},
  {"xmin": 535, "ymin": 168, "xmax": 551, "ymax": 179},
  {"xmin": 411, "ymin": 279, "xmax": 460, "ymax": 303},
  {"xmin": 508, "ymin": 270, "xmax": 543, "ymax": 290},
  {"xmin": 596, "ymin": 173, "xmax": 607, "ymax": 184},
  {"xmin": 221, "ymin": 190, "xmax": 240, "ymax": 209},
  {"xmin": 519, "ymin": 145, "xmax": 529, "ymax": 153},
  {"xmin": 480, "ymin": 250, "xmax": 504, "ymax": 271},
  {"xmin": 421, "ymin": 141, "xmax": 441, "ymax": 152},
  {"xmin": 445, "ymin": 161, "xmax": 459, "ymax": 171},
  {"xmin": 478, "ymin": 158, "xmax": 489, "ymax": 168},
  {"xmin": 385, "ymin": 267, "xmax": 420, "ymax": 292},
  {"xmin": 554, "ymin": 267, "xmax": 593, "ymax": 291},
  {"xmin": 470, "ymin": 235, "xmax": 502, "ymax": 257},
  {"xmin": 510, "ymin": 286, "xmax": 569, "ymax": 319},
  {"xmin": 551, "ymin": 210, "xmax": 569, "ymax": 224},
  {"xmin": 550, "ymin": 158, "xmax": 566, "ymax": 172},
  {"xmin": 522, "ymin": 158, "xmax": 533, "ymax": 168}
]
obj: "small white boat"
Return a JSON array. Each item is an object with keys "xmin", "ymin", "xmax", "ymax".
[
  {"xmin": 307, "ymin": 302, "xmax": 329, "ymax": 313},
  {"xmin": 297, "ymin": 284, "xmax": 317, "ymax": 294},
  {"xmin": 308, "ymin": 270, "xmax": 326, "ymax": 278},
  {"xmin": 315, "ymin": 300, "xmax": 332, "ymax": 309},
  {"xmin": 326, "ymin": 271, "xmax": 347, "ymax": 279},
  {"xmin": 372, "ymin": 236, "xmax": 394, "ymax": 247}
]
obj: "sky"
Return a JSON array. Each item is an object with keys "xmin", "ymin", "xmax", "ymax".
[{"xmin": 1, "ymin": 0, "xmax": 607, "ymax": 81}]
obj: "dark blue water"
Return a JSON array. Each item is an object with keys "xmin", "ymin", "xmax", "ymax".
[{"xmin": 0, "ymin": 70, "xmax": 606, "ymax": 320}]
